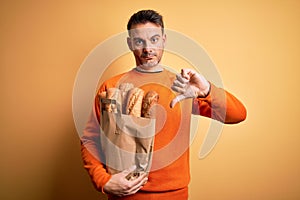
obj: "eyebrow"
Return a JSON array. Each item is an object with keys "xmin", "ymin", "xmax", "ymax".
[
  {"xmin": 133, "ymin": 37, "xmax": 144, "ymax": 41},
  {"xmin": 132, "ymin": 34, "xmax": 161, "ymax": 40},
  {"xmin": 150, "ymin": 34, "xmax": 161, "ymax": 38}
]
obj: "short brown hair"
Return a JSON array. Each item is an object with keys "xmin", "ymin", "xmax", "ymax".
[{"xmin": 127, "ymin": 10, "xmax": 164, "ymax": 33}]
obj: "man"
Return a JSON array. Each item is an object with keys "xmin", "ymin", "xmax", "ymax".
[{"xmin": 81, "ymin": 10, "xmax": 246, "ymax": 200}]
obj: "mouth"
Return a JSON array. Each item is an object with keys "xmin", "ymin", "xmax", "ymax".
[
  {"xmin": 142, "ymin": 55, "xmax": 156, "ymax": 60},
  {"xmin": 144, "ymin": 57, "xmax": 154, "ymax": 60}
]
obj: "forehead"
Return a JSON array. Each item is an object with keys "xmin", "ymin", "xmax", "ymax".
[{"xmin": 129, "ymin": 22, "xmax": 163, "ymax": 38}]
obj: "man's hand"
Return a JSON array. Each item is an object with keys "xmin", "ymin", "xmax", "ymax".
[
  {"xmin": 170, "ymin": 69, "xmax": 210, "ymax": 108},
  {"xmin": 103, "ymin": 166, "xmax": 148, "ymax": 197}
]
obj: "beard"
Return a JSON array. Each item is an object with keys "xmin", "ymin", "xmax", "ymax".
[
  {"xmin": 141, "ymin": 59, "xmax": 159, "ymax": 68},
  {"xmin": 138, "ymin": 52, "xmax": 161, "ymax": 69}
]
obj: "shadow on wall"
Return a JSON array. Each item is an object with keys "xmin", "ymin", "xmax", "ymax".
[{"xmin": 50, "ymin": 124, "xmax": 107, "ymax": 200}]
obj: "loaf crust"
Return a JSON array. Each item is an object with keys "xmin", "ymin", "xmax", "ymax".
[
  {"xmin": 119, "ymin": 83, "xmax": 134, "ymax": 114},
  {"xmin": 142, "ymin": 91, "xmax": 159, "ymax": 118},
  {"xmin": 126, "ymin": 87, "xmax": 144, "ymax": 117}
]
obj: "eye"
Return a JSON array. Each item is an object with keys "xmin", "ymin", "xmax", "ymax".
[
  {"xmin": 134, "ymin": 39, "xmax": 144, "ymax": 46},
  {"xmin": 150, "ymin": 37, "xmax": 159, "ymax": 44}
]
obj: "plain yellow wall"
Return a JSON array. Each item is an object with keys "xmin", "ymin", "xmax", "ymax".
[{"xmin": 1, "ymin": 1, "xmax": 300, "ymax": 200}]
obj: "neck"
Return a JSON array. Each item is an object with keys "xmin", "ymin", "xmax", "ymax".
[{"xmin": 135, "ymin": 65, "xmax": 163, "ymax": 73}]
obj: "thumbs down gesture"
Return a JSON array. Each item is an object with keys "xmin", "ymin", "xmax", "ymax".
[{"xmin": 170, "ymin": 69, "xmax": 211, "ymax": 108}]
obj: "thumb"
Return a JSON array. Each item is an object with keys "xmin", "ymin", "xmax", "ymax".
[{"xmin": 170, "ymin": 94, "xmax": 186, "ymax": 108}]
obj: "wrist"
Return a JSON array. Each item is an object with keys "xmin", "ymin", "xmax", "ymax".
[{"xmin": 197, "ymin": 82, "xmax": 211, "ymax": 98}]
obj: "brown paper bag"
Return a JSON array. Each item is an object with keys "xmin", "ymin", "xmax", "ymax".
[{"xmin": 99, "ymin": 98, "xmax": 155, "ymax": 180}]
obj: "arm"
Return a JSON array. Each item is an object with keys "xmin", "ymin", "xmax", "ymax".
[
  {"xmin": 171, "ymin": 69, "xmax": 246, "ymax": 124},
  {"xmin": 80, "ymin": 103, "xmax": 111, "ymax": 193},
  {"xmin": 192, "ymin": 83, "xmax": 247, "ymax": 124},
  {"xmin": 81, "ymin": 85, "xmax": 148, "ymax": 196}
]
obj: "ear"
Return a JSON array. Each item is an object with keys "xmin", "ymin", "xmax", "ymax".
[
  {"xmin": 127, "ymin": 37, "xmax": 133, "ymax": 51},
  {"xmin": 162, "ymin": 33, "xmax": 167, "ymax": 47}
]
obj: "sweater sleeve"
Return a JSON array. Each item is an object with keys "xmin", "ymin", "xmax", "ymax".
[
  {"xmin": 80, "ymin": 90, "xmax": 111, "ymax": 192},
  {"xmin": 192, "ymin": 83, "xmax": 247, "ymax": 124},
  {"xmin": 80, "ymin": 73, "xmax": 125, "ymax": 192}
]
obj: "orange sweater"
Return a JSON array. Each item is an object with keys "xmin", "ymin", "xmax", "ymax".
[{"xmin": 81, "ymin": 69, "xmax": 246, "ymax": 199}]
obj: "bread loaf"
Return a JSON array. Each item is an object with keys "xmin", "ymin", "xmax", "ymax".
[
  {"xmin": 100, "ymin": 84, "xmax": 159, "ymax": 118},
  {"xmin": 142, "ymin": 91, "xmax": 159, "ymax": 118},
  {"xmin": 126, "ymin": 87, "xmax": 144, "ymax": 117},
  {"xmin": 119, "ymin": 83, "xmax": 134, "ymax": 114},
  {"xmin": 119, "ymin": 82, "xmax": 134, "ymax": 92}
]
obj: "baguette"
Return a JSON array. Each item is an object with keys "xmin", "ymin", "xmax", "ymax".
[
  {"xmin": 126, "ymin": 87, "xmax": 144, "ymax": 117},
  {"xmin": 119, "ymin": 82, "xmax": 134, "ymax": 92},
  {"xmin": 142, "ymin": 91, "xmax": 159, "ymax": 118},
  {"xmin": 119, "ymin": 83, "xmax": 134, "ymax": 114}
]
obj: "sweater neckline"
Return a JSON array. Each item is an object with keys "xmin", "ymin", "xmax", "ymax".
[{"xmin": 134, "ymin": 67, "xmax": 164, "ymax": 74}]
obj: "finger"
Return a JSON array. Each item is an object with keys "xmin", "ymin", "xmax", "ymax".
[
  {"xmin": 129, "ymin": 174, "xmax": 148, "ymax": 187},
  {"xmin": 171, "ymin": 85, "xmax": 186, "ymax": 94},
  {"xmin": 176, "ymin": 73, "xmax": 189, "ymax": 84},
  {"xmin": 170, "ymin": 94, "xmax": 186, "ymax": 108},
  {"xmin": 181, "ymin": 68, "xmax": 196, "ymax": 80},
  {"xmin": 171, "ymin": 80, "xmax": 186, "ymax": 88},
  {"xmin": 137, "ymin": 172, "xmax": 148, "ymax": 180},
  {"xmin": 126, "ymin": 174, "xmax": 148, "ymax": 194},
  {"xmin": 172, "ymin": 79, "xmax": 186, "ymax": 88},
  {"xmin": 125, "ymin": 185, "xmax": 143, "ymax": 196}
]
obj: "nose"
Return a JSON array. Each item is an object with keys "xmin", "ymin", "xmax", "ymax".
[{"xmin": 143, "ymin": 41, "xmax": 153, "ymax": 53}]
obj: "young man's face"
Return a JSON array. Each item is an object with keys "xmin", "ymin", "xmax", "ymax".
[{"xmin": 127, "ymin": 22, "xmax": 166, "ymax": 71}]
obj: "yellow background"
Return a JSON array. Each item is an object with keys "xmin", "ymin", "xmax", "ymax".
[{"xmin": 1, "ymin": 0, "xmax": 299, "ymax": 199}]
